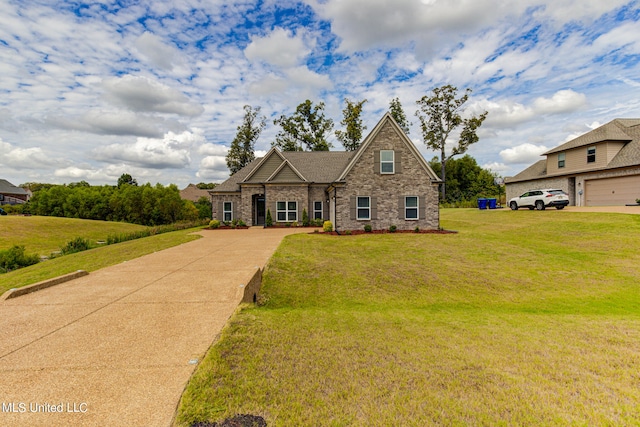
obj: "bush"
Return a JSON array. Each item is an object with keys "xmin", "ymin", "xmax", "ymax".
[
  {"xmin": 389, "ymin": 225, "xmax": 397, "ymax": 233},
  {"xmin": 60, "ymin": 237, "xmax": 91, "ymax": 255},
  {"xmin": 364, "ymin": 224, "xmax": 372, "ymax": 233},
  {"xmin": 344, "ymin": 230, "xmax": 352, "ymax": 235},
  {"xmin": 313, "ymin": 218, "xmax": 324, "ymax": 227},
  {"xmin": 414, "ymin": 226, "xmax": 420, "ymax": 233},
  {"xmin": 0, "ymin": 245, "xmax": 40, "ymax": 273},
  {"xmin": 323, "ymin": 221, "xmax": 333, "ymax": 232},
  {"xmin": 209, "ymin": 219, "xmax": 221, "ymax": 229},
  {"xmin": 302, "ymin": 208, "xmax": 310, "ymax": 226},
  {"xmin": 266, "ymin": 209, "xmax": 273, "ymax": 227}
]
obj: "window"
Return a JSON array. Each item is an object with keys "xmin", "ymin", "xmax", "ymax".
[
  {"xmin": 558, "ymin": 152, "xmax": 565, "ymax": 168},
  {"xmin": 380, "ymin": 150, "xmax": 394, "ymax": 174},
  {"xmin": 357, "ymin": 196, "xmax": 371, "ymax": 220},
  {"xmin": 277, "ymin": 201, "xmax": 297, "ymax": 222},
  {"xmin": 313, "ymin": 201, "xmax": 323, "ymax": 219},
  {"xmin": 223, "ymin": 201, "xmax": 233, "ymax": 222},
  {"xmin": 587, "ymin": 146, "xmax": 596, "ymax": 163},
  {"xmin": 405, "ymin": 196, "xmax": 418, "ymax": 220}
]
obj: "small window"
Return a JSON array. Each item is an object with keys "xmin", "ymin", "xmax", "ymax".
[
  {"xmin": 277, "ymin": 201, "xmax": 297, "ymax": 222},
  {"xmin": 405, "ymin": 196, "xmax": 418, "ymax": 220},
  {"xmin": 357, "ymin": 196, "xmax": 371, "ymax": 220},
  {"xmin": 223, "ymin": 201, "xmax": 233, "ymax": 222},
  {"xmin": 587, "ymin": 146, "xmax": 596, "ymax": 163},
  {"xmin": 380, "ymin": 150, "xmax": 394, "ymax": 174},
  {"xmin": 558, "ymin": 152, "xmax": 565, "ymax": 168},
  {"xmin": 313, "ymin": 201, "xmax": 323, "ymax": 219}
]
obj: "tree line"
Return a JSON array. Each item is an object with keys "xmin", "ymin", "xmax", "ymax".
[
  {"xmin": 24, "ymin": 175, "xmax": 212, "ymax": 225},
  {"xmin": 226, "ymin": 85, "xmax": 489, "ymax": 201}
]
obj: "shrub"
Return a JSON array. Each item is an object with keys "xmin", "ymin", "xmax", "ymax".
[
  {"xmin": 266, "ymin": 209, "xmax": 273, "ymax": 227},
  {"xmin": 364, "ymin": 224, "xmax": 372, "ymax": 233},
  {"xmin": 209, "ymin": 219, "xmax": 221, "ymax": 229},
  {"xmin": 344, "ymin": 230, "xmax": 352, "ymax": 235},
  {"xmin": 389, "ymin": 225, "xmax": 397, "ymax": 233},
  {"xmin": 414, "ymin": 226, "xmax": 420, "ymax": 233},
  {"xmin": 0, "ymin": 245, "xmax": 40, "ymax": 273},
  {"xmin": 323, "ymin": 221, "xmax": 333, "ymax": 232},
  {"xmin": 302, "ymin": 208, "xmax": 310, "ymax": 226},
  {"xmin": 313, "ymin": 218, "xmax": 324, "ymax": 227},
  {"xmin": 60, "ymin": 237, "xmax": 91, "ymax": 255}
]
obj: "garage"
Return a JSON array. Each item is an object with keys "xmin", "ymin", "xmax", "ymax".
[{"xmin": 585, "ymin": 175, "xmax": 640, "ymax": 206}]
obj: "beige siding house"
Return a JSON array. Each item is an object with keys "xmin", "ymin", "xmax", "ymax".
[
  {"xmin": 210, "ymin": 113, "xmax": 442, "ymax": 231},
  {"xmin": 506, "ymin": 119, "xmax": 640, "ymax": 206}
]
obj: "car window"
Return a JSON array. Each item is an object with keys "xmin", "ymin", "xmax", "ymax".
[{"xmin": 548, "ymin": 190, "xmax": 566, "ymax": 195}]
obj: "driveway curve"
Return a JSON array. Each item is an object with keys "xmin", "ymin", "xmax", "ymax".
[{"xmin": 0, "ymin": 227, "xmax": 310, "ymax": 427}]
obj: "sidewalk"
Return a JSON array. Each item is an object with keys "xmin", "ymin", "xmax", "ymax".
[{"xmin": 0, "ymin": 228, "xmax": 310, "ymax": 427}]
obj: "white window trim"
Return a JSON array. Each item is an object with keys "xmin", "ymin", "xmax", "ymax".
[
  {"xmin": 276, "ymin": 201, "xmax": 298, "ymax": 222},
  {"xmin": 357, "ymin": 196, "xmax": 371, "ymax": 220},
  {"xmin": 313, "ymin": 201, "xmax": 323, "ymax": 220},
  {"xmin": 405, "ymin": 196, "xmax": 419, "ymax": 220},
  {"xmin": 223, "ymin": 201, "xmax": 233, "ymax": 222},
  {"xmin": 380, "ymin": 150, "xmax": 395, "ymax": 174}
]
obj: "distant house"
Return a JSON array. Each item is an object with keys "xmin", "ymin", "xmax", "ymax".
[
  {"xmin": 179, "ymin": 184, "xmax": 211, "ymax": 202},
  {"xmin": 0, "ymin": 179, "xmax": 29, "ymax": 205},
  {"xmin": 506, "ymin": 119, "xmax": 640, "ymax": 206},
  {"xmin": 209, "ymin": 113, "xmax": 442, "ymax": 231}
]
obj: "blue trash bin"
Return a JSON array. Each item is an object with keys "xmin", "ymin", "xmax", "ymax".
[
  {"xmin": 487, "ymin": 198, "xmax": 497, "ymax": 209},
  {"xmin": 477, "ymin": 198, "xmax": 487, "ymax": 210}
]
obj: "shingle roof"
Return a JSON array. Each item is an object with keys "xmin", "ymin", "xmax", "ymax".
[
  {"xmin": 544, "ymin": 119, "xmax": 638, "ymax": 155},
  {"xmin": 179, "ymin": 184, "xmax": 211, "ymax": 202},
  {"xmin": 0, "ymin": 179, "xmax": 28, "ymax": 196},
  {"xmin": 505, "ymin": 160, "xmax": 547, "ymax": 183}
]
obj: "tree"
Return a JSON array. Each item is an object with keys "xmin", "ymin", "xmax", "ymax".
[
  {"xmin": 389, "ymin": 97, "xmax": 410, "ymax": 135},
  {"xmin": 273, "ymin": 100, "xmax": 333, "ymax": 151},
  {"xmin": 428, "ymin": 155, "xmax": 500, "ymax": 203},
  {"xmin": 335, "ymin": 98, "xmax": 367, "ymax": 151},
  {"xmin": 415, "ymin": 85, "xmax": 487, "ymax": 201},
  {"xmin": 117, "ymin": 173, "xmax": 138, "ymax": 188},
  {"xmin": 226, "ymin": 105, "xmax": 266, "ymax": 175}
]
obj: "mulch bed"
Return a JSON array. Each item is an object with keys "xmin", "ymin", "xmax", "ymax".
[{"xmin": 322, "ymin": 229, "xmax": 457, "ymax": 235}]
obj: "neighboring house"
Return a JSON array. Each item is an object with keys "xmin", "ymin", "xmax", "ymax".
[
  {"xmin": 209, "ymin": 113, "xmax": 442, "ymax": 231},
  {"xmin": 179, "ymin": 184, "xmax": 211, "ymax": 202},
  {"xmin": 506, "ymin": 119, "xmax": 640, "ymax": 206},
  {"xmin": 0, "ymin": 179, "xmax": 29, "ymax": 205}
]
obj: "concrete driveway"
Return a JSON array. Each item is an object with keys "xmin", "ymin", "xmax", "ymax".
[{"xmin": 0, "ymin": 227, "xmax": 310, "ymax": 427}]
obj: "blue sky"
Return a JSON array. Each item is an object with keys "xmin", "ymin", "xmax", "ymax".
[{"xmin": 1, "ymin": 0, "xmax": 639, "ymax": 187}]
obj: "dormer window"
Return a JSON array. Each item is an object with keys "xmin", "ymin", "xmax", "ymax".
[
  {"xmin": 558, "ymin": 152, "xmax": 565, "ymax": 168},
  {"xmin": 380, "ymin": 150, "xmax": 394, "ymax": 174},
  {"xmin": 587, "ymin": 146, "xmax": 596, "ymax": 163}
]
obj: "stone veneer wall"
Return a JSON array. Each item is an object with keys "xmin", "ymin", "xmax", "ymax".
[
  {"xmin": 211, "ymin": 194, "xmax": 242, "ymax": 222},
  {"xmin": 336, "ymin": 121, "xmax": 440, "ymax": 231},
  {"xmin": 265, "ymin": 184, "xmax": 309, "ymax": 224}
]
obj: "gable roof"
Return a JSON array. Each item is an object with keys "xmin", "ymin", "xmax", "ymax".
[
  {"xmin": 179, "ymin": 184, "xmax": 211, "ymax": 202},
  {"xmin": 338, "ymin": 112, "xmax": 441, "ymax": 182},
  {"xmin": 0, "ymin": 179, "xmax": 28, "ymax": 196},
  {"xmin": 544, "ymin": 119, "xmax": 637, "ymax": 155}
]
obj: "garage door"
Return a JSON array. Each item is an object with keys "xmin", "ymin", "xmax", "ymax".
[{"xmin": 585, "ymin": 175, "xmax": 640, "ymax": 206}]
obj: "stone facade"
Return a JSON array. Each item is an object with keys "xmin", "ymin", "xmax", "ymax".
[
  {"xmin": 211, "ymin": 194, "xmax": 242, "ymax": 222},
  {"xmin": 336, "ymin": 121, "xmax": 440, "ymax": 231},
  {"xmin": 265, "ymin": 184, "xmax": 309, "ymax": 224}
]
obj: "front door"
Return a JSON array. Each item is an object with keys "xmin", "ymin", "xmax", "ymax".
[{"xmin": 255, "ymin": 197, "xmax": 265, "ymax": 226}]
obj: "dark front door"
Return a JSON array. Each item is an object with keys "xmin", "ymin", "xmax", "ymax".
[{"xmin": 255, "ymin": 197, "xmax": 266, "ymax": 226}]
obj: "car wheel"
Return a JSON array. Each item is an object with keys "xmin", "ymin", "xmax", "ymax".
[
  {"xmin": 535, "ymin": 200, "xmax": 545, "ymax": 210},
  {"xmin": 556, "ymin": 206, "xmax": 564, "ymax": 210},
  {"xmin": 510, "ymin": 202, "xmax": 518, "ymax": 210}
]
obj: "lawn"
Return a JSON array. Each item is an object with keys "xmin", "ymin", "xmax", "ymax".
[
  {"xmin": 0, "ymin": 215, "xmax": 147, "ymax": 256},
  {"xmin": 176, "ymin": 209, "xmax": 640, "ymax": 426}
]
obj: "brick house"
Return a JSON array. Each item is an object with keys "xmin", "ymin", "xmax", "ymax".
[
  {"xmin": 505, "ymin": 119, "xmax": 640, "ymax": 206},
  {"xmin": 210, "ymin": 113, "xmax": 442, "ymax": 231},
  {"xmin": 0, "ymin": 179, "xmax": 29, "ymax": 205}
]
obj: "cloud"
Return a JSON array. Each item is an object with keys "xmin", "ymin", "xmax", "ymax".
[
  {"xmin": 92, "ymin": 130, "xmax": 205, "ymax": 169},
  {"xmin": 532, "ymin": 90, "xmax": 588, "ymax": 114},
  {"xmin": 500, "ymin": 143, "xmax": 549, "ymax": 164},
  {"xmin": 102, "ymin": 76, "xmax": 204, "ymax": 116},
  {"xmin": 135, "ymin": 32, "xmax": 183, "ymax": 70},
  {"xmin": 198, "ymin": 143, "xmax": 229, "ymax": 156},
  {"xmin": 0, "ymin": 139, "xmax": 63, "ymax": 169},
  {"xmin": 244, "ymin": 27, "xmax": 311, "ymax": 67},
  {"xmin": 196, "ymin": 155, "xmax": 230, "ymax": 181}
]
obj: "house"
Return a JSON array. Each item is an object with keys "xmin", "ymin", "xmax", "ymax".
[
  {"xmin": 506, "ymin": 119, "xmax": 640, "ymax": 206},
  {"xmin": 179, "ymin": 184, "xmax": 211, "ymax": 202},
  {"xmin": 0, "ymin": 179, "xmax": 29, "ymax": 205},
  {"xmin": 209, "ymin": 113, "xmax": 442, "ymax": 231}
]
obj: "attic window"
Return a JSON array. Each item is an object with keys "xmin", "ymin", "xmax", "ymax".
[
  {"xmin": 380, "ymin": 150, "xmax": 395, "ymax": 174},
  {"xmin": 558, "ymin": 152, "xmax": 565, "ymax": 168},
  {"xmin": 587, "ymin": 146, "xmax": 596, "ymax": 163}
]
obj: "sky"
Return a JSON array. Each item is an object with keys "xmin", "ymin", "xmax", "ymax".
[{"xmin": 1, "ymin": 0, "xmax": 639, "ymax": 188}]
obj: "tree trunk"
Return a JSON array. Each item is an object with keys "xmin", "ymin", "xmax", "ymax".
[{"xmin": 441, "ymin": 147, "xmax": 447, "ymax": 201}]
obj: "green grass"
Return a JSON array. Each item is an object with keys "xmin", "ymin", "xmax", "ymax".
[
  {"xmin": 176, "ymin": 209, "xmax": 640, "ymax": 426},
  {"xmin": 0, "ymin": 227, "xmax": 203, "ymax": 295},
  {"xmin": 0, "ymin": 215, "xmax": 147, "ymax": 256}
]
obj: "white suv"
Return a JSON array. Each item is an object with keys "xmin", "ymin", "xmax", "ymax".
[{"xmin": 509, "ymin": 189, "xmax": 569, "ymax": 210}]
